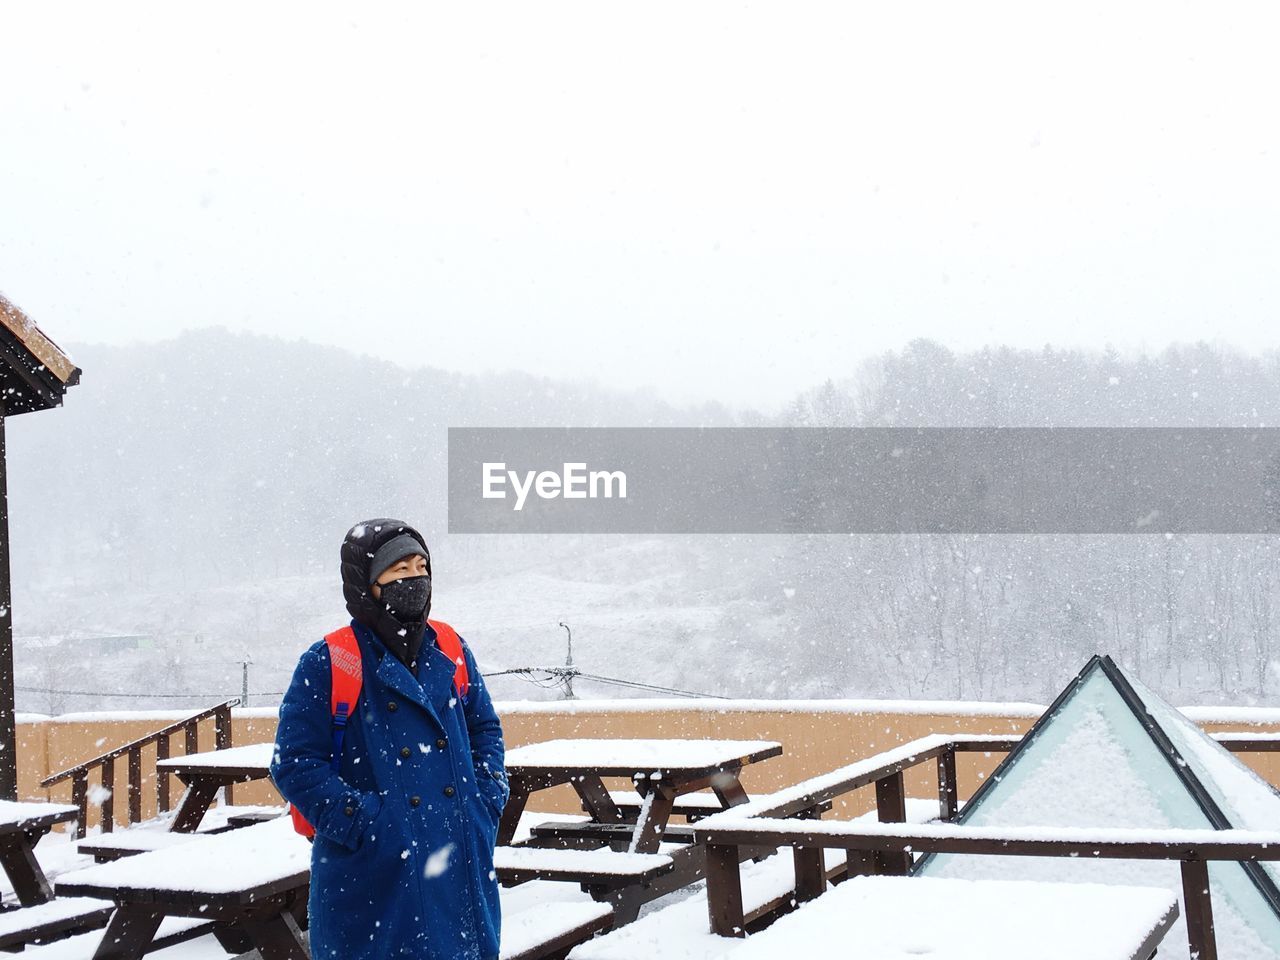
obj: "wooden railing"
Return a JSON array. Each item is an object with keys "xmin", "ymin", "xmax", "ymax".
[
  {"xmin": 692, "ymin": 729, "xmax": 1280, "ymax": 958},
  {"xmin": 40, "ymin": 699, "xmax": 239, "ymax": 839}
]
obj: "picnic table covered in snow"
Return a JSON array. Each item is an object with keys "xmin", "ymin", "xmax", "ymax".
[
  {"xmin": 154, "ymin": 742, "xmax": 274, "ymax": 833},
  {"xmin": 499, "ymin": 738, "xmax": 781, "ymax": 851},
  {"xmin": 0, "ymin": 799, "xmax": 79, "ymax": 905},
  {"xmin": 498, "ymin": 738, "xmax": 782, "ymax": 926},
  {"xmin": 56, "ymin": 815, "xmax": 310, "ymax": 960}
]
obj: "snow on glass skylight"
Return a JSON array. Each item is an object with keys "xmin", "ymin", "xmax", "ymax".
[{"xmin": 914, "ymin": 656, "xmax": 1280, "ymax": 960}]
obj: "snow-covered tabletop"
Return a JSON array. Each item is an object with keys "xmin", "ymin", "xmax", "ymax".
[
  {"xmin": 154, "ymin": 742, "xmax": 274, "ymax": 773},
  {"xmin": 734, "ymin": 876, "xmax": 1175, "ymax": 960},
  {"xmin": 56, "ymin": 816, "xmax": 309, "ymax": 901},
  {"xmin": 0, "ymin": 800, "xmax": 77, "ymax": 832},
  {"xmin": 504, "ymin": 739, "xmax": 781, "ymax": 776}
]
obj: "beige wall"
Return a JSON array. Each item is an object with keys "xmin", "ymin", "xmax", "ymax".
[{"xmin": 20, "ymin": 705, "xmax": 1280, "ymax": 831}]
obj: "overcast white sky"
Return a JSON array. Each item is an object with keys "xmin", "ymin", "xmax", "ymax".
[{"xmin": 1, "ymin": 2, "xmax": 1277, "ymax": 410}]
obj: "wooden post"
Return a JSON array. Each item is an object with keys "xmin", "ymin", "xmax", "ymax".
[
  {"xmin": 1180, "ymin": 859, "xmax": 1218, "ymax": 960},
  {"xmin": 100, "ymin": 757, "xmax": 115, "ymax": 834},
  {"xmin": 937, "ymin": 746, "xmax": 959, "ymax": 821},
  {"xmin": 71, "ymin": 770, "xmax": 89, "ymax": 840},
  {"xmin": 705, "ymin": 842, "xmax": 746, "ymax": 937},
  {"xmin": 215, "ymin": 703, "xmax": 234, "ymax": 805},
  {"xmin": 793, "ymin": 845, "xmax": 826, "ymax": 903},
  {"xmin": 127, "ymin": 746, "xmax": 143, "ymax": 826},
  {"xmin": 156, "ymin": 734, "xmax": 171, "ymax": 812},
  {"xmin": 0, "ymin": 412, "xmax": 16, "ymax": 801},
  {"xmin": 874, "ymin": 771, "xmax": 911, "ymax": 875}
]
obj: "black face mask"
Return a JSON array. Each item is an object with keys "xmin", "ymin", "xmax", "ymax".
[{"xmin": 378, "ymin": 574, "xmax": 431, "ymax": 623}]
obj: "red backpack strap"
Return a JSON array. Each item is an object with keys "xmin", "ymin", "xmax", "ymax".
[
  {"xmin": 289, "ymin": 626, "xmax": 365, "ymax": 839},
  {"xmin": 428, "ymin": 619, "xmax": 470, "ymax": 700},
  {"xmin": 324, "ymin": 626, "xmax": 364, "ymax": 724}
]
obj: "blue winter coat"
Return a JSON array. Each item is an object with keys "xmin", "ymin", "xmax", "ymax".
[{"xmin": 270, "ymin": 620, "xmax": 509, "ymax": 960}]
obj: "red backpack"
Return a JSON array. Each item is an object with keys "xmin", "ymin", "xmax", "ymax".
[{"xmin": 288, "ymin": 619, "xmax": 470, "ymax": 839}]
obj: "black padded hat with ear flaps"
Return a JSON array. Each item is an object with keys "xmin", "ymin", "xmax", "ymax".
[{"xmin": 340, "ymin": 519, "xmax": 433, "ymax": 666}]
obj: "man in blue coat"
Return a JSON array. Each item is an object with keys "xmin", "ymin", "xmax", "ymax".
[{"xmin": 270, "ymin": 519, "xmax": 509, "ymax": 960}]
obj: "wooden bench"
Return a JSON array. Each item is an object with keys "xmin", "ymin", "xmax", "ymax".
[
  {"xmin": 499, "ymin": 896, "xmax": 614, "ymax": 960},
  {"xmin": 56, "ymin": 817, "xmax": 310, "ymax": 960},
  {"xmin": 76, "ymin": 804, "xmax": 285, "ymax": 862},
  {"xmin": 0, "ymin": 898, "xmax": 115, "ymax": 953},
  {"xmin": 605, "ymin": 790, "xmax": 725, "ymax": 822},
  {"xmin": 494, "ymin": 846, "xmax": 675, "ymax": 888},
  {"xmin": 76, "ymin": 830, "xmax": 211, "ymax": 864},
  {"xmin": 18, "ymin": 917, "xmax": 221, "ymax": 959}
]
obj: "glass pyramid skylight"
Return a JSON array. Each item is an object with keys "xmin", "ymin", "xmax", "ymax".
[{"xmin": 914, "ymin": 655, "xmax": 1280, "ymax": 960}]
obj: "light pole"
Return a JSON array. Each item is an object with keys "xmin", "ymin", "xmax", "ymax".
[{"xmin": 558, "ymin": 621, "xmax": 575, "ymax": 700}]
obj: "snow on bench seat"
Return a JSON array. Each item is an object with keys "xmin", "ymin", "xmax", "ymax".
[
  {"xmin": 722, "ymin": 876, "xmax": 1176, "ymax": 960},
  {"xmin": 56, "ymin": 817, "xmax": 309, "ymax": 903},
  {"xmin": 501, "ymin": 898, "xmax": 614, "ymax": 960},
  {"xmin": 567, "ymin": 846, "xmax": 846, "ymax": 960},
  {"xmin": 78, "ymin": 829, "xmax": 212, "ymax": 861},
  {"xmin": 607, "ymin": 790, "xmax": 724, "ymax": 811},
  {"xmin": 494, "ymin": 846, "xmax": 674, "ymax": 886},
  {"xmin": 0, "ymin": 896, "xmax": 114, "ymax": 949},
  {"xmin": 18, "ymin": 915, "xmax": 217, "ymax": 959}
]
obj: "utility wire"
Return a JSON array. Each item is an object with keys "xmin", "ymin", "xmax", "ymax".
[{"xmin": 17, "ymin": 666, "xmax": 725, "ymax": 701}]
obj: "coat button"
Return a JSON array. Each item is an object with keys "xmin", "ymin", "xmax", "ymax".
[
  {"xmin": 410, "ymin": 796, "xmax": 421, "ymax": 807},
  {"xmin": 436, "ymin": 738, "xmax": 447, "ymax": 749},
  {"xmin": 343, "ymin": 805, "xmax": 355, "ymax": 816},
  {"xmin": 400, "ymin": 747, "xmax": 411, "ymax": 758},
  {"xmin": 443, "ymin": 785, "xmax": 455, "ymax": 798},
  {"xmin": 387, "ymin": 701, "xmax": 398, "ymax": 712}
]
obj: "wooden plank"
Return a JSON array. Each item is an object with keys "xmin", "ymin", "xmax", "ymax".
[
  {"xmin": 793, "ymin": 845, "xmax": 826, "ymax": 903},
  {"xmin": 127, "ymin": 747, "xmax": 143, "ymax": 826},
  {"xmin": 168, "ymin": 780, "xmax": 221, "ymax": 834},
  {"xmin": 629, "ymin": 781, "xmax": 677, "ymax": 855},
  {"xmin": 100, "ymin": 758, "xmax": 115, "ymax": 835},
  {"xmin": 214, "ymin": 706, "xmax": 234, "ymax": 807},
  {"xmin": 57, "ymin": 874, "xmax": 311, "ymax": 912},
  {"xmin": 693, "ymin": 824, "xmax": 1280, "ymax": 862},
  {"xmin": 572, "ymin": 774, "xmax": 625, "ymax": 826},
  {"xmin": 0, "ymin": 833, "xmax": 54, "ymax": 905},
  {"xmin": 936, "ymin": 746, "xmax": 959, "ymax": 821},
  {"xmin": 1181, "ymin": 859, "xmax": 1218, "ymax": 960},
  {"xmin": 89, "ymin": 904, "xmax": 164, "ymax": 960},
  {"xmin": 501, "ymin": 908, "xmax": 614, "ymax": 960},
  {"xmin": 704, "ymin": 842, "xmax": 745, "ymax": 938},
  {"xmin": 72, "ymin": 771, "xmax": 89, "ymax": 840},
  {"xmin": 0, "ymin": 805, "xmax": 79, "ymax": 836},
  {"xmin": 156, "ymin": 734, "xmax": 171, "ymax": 812},
  {"xmin": 497, "ymin": 779, "xmax": 532, "ymax": 847},
  {"xmin": 239, "ymin": 910, "xmax": 308, "ymax": 960},
  {"xmin": 874, "ymin": 771, "xmax": 911, "ymax": 875}
]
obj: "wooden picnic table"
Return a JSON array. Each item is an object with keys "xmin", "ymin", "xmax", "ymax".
[
  {"xmin": 56, "ymin": 817, "xmax": 310, "ymax": 960},
  {"xmin": 498, "ymin": 738, "xmax": 782, "ymax": 854},
  {"xmin": 0, "ymin": 800, "xmax": 79, "ymax": 906},
  {"xmin": 155, "ymin": 742, "xmax": 274, "ymax": 833}
]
